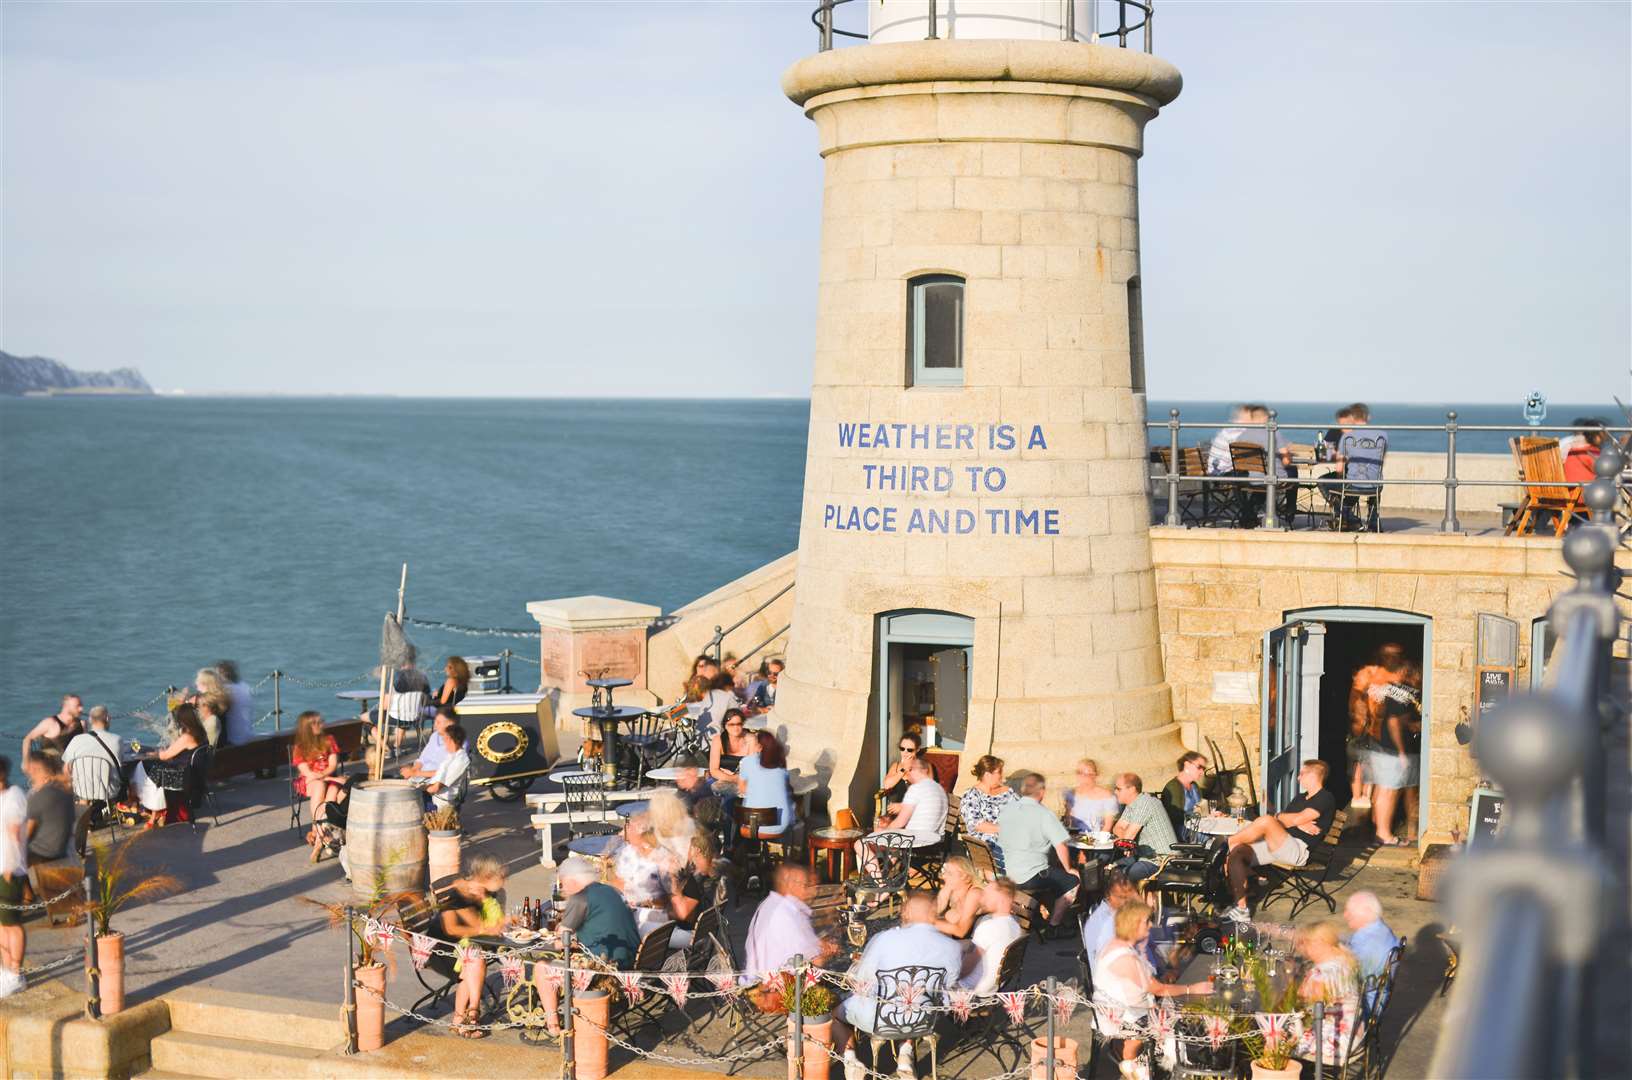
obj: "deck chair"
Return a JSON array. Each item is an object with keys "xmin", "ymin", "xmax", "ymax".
[
  {"xmin": 1506, "ymin": 436, "xmax": 1582, "ymax": 537},
  {"xmin": 69, "ymin": 751, "xmax": 123, "ymax": 854},
  {"xmin": 287, "ymin": 748, "xmax": 305, "ymax": 831},
  {"xmin": 610, "ymin": 920, "xmax": 678, "ymax": 1037},
  {"xmin": 864, "ymin": 965, "xmax": 946, "ymax": 1080},
  {"xmin": 386, "ymin": 690, "xmax": 427, "ymax": 752},
  {"xmin": 947, "ymin": 935, "xmax": 1033, "ymax": 1075},
  {"xmin": 1256, "ymin": 810, "xmax": 1351, "ymax": 918}
]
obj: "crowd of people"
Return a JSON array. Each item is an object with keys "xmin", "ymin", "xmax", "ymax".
[{"xmin": 1203, "ymin": 401, "xmax": 1386, "ymax": 529}]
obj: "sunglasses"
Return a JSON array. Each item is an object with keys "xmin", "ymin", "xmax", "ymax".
[{"xmin": 899, "ymin": 745, "xmax": 916, "ymax": 753}]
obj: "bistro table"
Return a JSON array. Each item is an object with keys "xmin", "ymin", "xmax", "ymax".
[
  {"xmin": 526, "ymin": 784, "xmax": 662, "ymax": 867},
  {"xmin": 614, "ymin": 800, "xmax": 651, "ymax": 819},
  {"xmin": 335, "ymin": 689, "xmax": 380, "ymax": 718},
  {"xmin": 570, "ymin": 705, "xmax": 648, "ymax": 785}
]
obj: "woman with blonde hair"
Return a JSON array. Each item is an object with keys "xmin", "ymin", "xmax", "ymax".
[
  {"xmin": 1295, "ymin": 919, "xmax": 1365, "ymax": 1066},
  {"xmin": 1063, "ymin": 757, "xmax": 1119, "ymax": 833},
  {"xmin": 609, "ymin": 812, "xmax": 673, "ymax": 938},
  {"xmin": 931, "ymin": 855, "xmax": 984, "ymax": 939},
  {"xmin": 645, "ymin": 788, "xmax": 696, "ymax": 867},
  {"xmin": 436, "ymin": 656, "xmax": 471, "ymax": 709},
  {"xmin": 1094, "ymin": 900, "xmax": 1212, "ymax": 1077},
  {"xmin": 959, "ymin": 755, "xmax": 1017, "ymax": 870}
]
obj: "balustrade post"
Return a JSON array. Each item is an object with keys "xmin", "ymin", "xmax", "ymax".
[
  {"xmin": 562, "ymin": 929, "xmax": 577, "ymax": 1080},
  {"xmin": 1165, "ymin": 408, "xmax": 1182, "ymax": 527},
  {"xmin": 1313, "ymin": 1000, "xmax": 1324, "ymax": 1080},
  {"xmin": 1045, "ymin": 975, "xmax": 1057, "ymax": 1077},
  {"xmin": 1263, "ymin": 409, "xmax": 1280, "ymax": 529},
  {"xmin": 83, "ymin": 845, "xmax": 100, "ymax": 1020},
  {"xmin": 926, "ymin": 0, "xmax": 938, "ymax": 39},
  {"xmin": 1440, "ymin": 411, "xmax": 1462, "ymax": 533},
  {"xmin": 272, "ymin": 670, "xmax": 283, "ymax": 733},
  {"xmin": 819, "ymin": 0, "xmax": 833, "ymax": 51},
  {"xmin": 1145, "ymin": 0, "xmax": 1156, "ymax": 53},
  {"xmin": 1062, "ymin": 0, "xmax": 1075, "ymax": 41},
  {"xmin": 792, "ymin": 954, "xmax": 807, "ymax": 1080},
  {"xmin": 342, "ymin": 904, "xmax": 357, "ymax": 1053}
]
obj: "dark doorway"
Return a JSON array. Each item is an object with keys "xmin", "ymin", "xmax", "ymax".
[{"xmin": 1317, "ymin": 620, "xmax": 1426, "ymax": 816}]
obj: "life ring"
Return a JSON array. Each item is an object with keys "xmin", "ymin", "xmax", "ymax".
[{"xmin": 476, "ymin": 721, "xmax": 528, "ymax": 765}]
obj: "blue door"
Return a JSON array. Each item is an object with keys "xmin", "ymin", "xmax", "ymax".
[{"xmin": 1261, "ymin": 621, "xmax": 1311, "ymax": 812}]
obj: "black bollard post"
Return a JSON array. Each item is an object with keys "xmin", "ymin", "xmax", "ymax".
[
  {"xmin": 342, "ymin": 905, "xmax": 357, "ymax": 1053},
  {"xmin": 793, "ymin": 954, "xmax": 806, "ymax": 1080},
  {"xmin": 562, "ymin": 928, "xmax": 576, "ymax": 1080},
  {"xmin": 1045, "ymin": 975, "xmax": 1057, "ymax": 1079},
  {"xmin": 83, "ymin": 845, "xmax": 100, "ymax": 1020},
  {"xmin": 1313, "ymin": 999, "xmax": 1324, "ymax": 1080}
]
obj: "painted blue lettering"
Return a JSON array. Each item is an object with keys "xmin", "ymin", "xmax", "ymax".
[
  {"xmin": 911, "ymin": 425, "xmax": 930, "ymax": 450},
  {"xmin": 1027, "ymin": 425, "xmax": 1048, "ymax": 450},
  {"xmin": 910, "ymin": 465, "xmax": 929, "ymax": 492},
  {"xmin": 964, "ymin": 466, "xmax": 983, "ymax": 491},
  {"xmin": 907, "ymin": 508, "xmax": 926, "ymax": 533},
  {"xmin": 935, "ymin": 426, "xmax": 952, "ymax": 450},
  {"xmin": 955, "ymin": 509, "xmax": 976, "ymax": 534},
  {"xmin": 838, "ymin": 423, "xmax": 859, "ymax": 448},
  {"xmin": 823, "ymin": 504, "xmax": 836, "ymax": 527},
  {"xmin": 1016, "ymin": 508, "xmax": 1040, "ymax": 532},
  {"xmin": 983, "ymin": 467, "xmax": 1006, "ymax": 493},
  {"xmin": 934, "ymin": 466, "xmax": 953, "ymax": 492},
  {"xmin": 1044, "ymin": 509, "xmax": 1060, "ymax": 535},
  {"xmin": 995, "ymin": 424, "xmax": 1016, "ymax": 451},
  {"xmin": 929, "ymin": 508, "xmax": 950, "ymax": 533},
  {"xmin": 986, "ymin": 509, "xmax": 1007, "ymax": 533},
  {"xmin": 956, "ymin": 424, "xmax": 974, "ymax": 450}
]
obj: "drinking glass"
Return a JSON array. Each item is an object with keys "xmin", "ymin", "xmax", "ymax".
[{"xmin": 1214, "ymin": 963, "xmax": 1239, "ymax": 987}]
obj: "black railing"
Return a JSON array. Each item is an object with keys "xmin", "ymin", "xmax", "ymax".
[
  {"xmin": 1427, "ymin": 452, "xmax": 1628, "ymax": 1076},
  {"xmin": 812, "ymin": 0, "xmax": 1154, "ymax": 53},
  {"xmin": 708, "ymin": 581, "xmax": 795, "ymax": 663},
  {"xmin": 1145, "ymin": 409, "xmax": 1632, "ymax": 534}
]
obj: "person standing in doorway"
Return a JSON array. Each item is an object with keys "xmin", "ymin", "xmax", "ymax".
[{"xmin": 1354, "ymin": 643, "xmax": 1421, "ymax": 846}]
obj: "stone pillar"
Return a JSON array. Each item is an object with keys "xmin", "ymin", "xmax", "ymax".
[
  {"xmin": 775, "ymin": 40, "xmax": 1186, "ymax": 810},
  {"xmin": 526, "ymin": 596, "xmax": 662, "ymax": 722}
]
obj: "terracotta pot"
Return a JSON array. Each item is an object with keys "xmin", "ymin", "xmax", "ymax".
[
  {"xmin": 1029, "ymin": 1036, "xmax": 1079, "ymax": 1080},
  {"xmin": 1251, "ymin": 1060, "xmax": 1304, "ymax": 1080},
  {"xmin": 355, "ymin": 963, "xmax": 387, "ymax": 1052},
  {"xmin": 788, "ymin": 1015, "xmax": 834, "ymax": 1080},
  {"xmin": 426, "ymin": 831, "xmax": 461, "ymax": 883},
  {"xmin": 96, "ymin": 932, "xmax": 125, "ymax": 1015},
  {"xmin": 574, "ymin": 989, "xmax": 611, "ymax": 1080}
]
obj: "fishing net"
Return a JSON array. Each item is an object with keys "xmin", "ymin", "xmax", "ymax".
[{"xmin": 379, "ymin": 613, "xmax": 417, "ymax": 671}]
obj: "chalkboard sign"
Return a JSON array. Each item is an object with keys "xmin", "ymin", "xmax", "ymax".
[
  {"xmin": 1467, "ymin": 786, "xmax": 1505, "ymax": 848},
  {"xmin": 1476, "ymin": 666, "xmax": 1513, "ymax": 720}
]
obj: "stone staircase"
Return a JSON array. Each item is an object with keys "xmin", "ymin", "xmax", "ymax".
[{"xmin": 136, "ymin": 988, "xmax": 354, "ymax": 1080}]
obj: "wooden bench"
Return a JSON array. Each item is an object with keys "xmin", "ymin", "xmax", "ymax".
[{"xmin": 210, "ymin": 719, "xmax": 367, "ymax": 780}]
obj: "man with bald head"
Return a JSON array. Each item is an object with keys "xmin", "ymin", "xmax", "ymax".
[{"xmin": 837, "ymin": 890, "xmax": 962, "ymax": 1078}]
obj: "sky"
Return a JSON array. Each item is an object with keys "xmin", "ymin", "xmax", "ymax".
[{"xmin": 2, "ymin": 1, "xmax": 1628, "ymax": 402}]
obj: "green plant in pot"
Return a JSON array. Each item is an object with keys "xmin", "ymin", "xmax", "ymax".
[
  {"xmin": 1176, "ymin": 996, "xmax": 1245, "ymax": 1074},
  {"xmin": 1243, "ymin": 971, "xmax": 1304, "ymax": 1080},
  {"xmin": 303, "ymin": 864, "xmax": 416, "ymax": 1052},
  {"xmin": 779, "ymin": 975, "xmax": 835, "ymax": 1021},
  {"xmin": 71, "ymin": 834, "xmax": 182, "ymax": 1015},
  {"xmin": 424, "ymin": 805, "xmax": 462, "ymax": 883}
]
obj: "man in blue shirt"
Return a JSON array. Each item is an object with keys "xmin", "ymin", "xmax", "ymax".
[
  {"xmin": 838, "ymin": 891, "xmax": 962, "ymax": 1079},
  {"xmin": 400, "ymin": 705, "xmax": 459, "ymax": 782},
  {"xmin": 1081, "ymin": 873, "xmax": 1140, "ymax": 981},
  {"xmin": 1344, "ymin": 890, "xmax": 1403, "ymax": 982}
]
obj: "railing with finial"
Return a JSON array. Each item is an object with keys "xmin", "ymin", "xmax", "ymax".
[
  {"xmin": 1427, "ymin": 441, "xmax": 1628, "ymax": 1077},
  {"xmin": 812, "ymin": 0, "xmax": 1155, "ymax": 53}
]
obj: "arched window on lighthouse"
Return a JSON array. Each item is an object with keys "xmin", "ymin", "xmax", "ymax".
[
  {"xmin": 908, "ymin": 274, "xmax": 964, "ymax": 387},
  {"xmin": 1127, "ymin": 275, "xmax": 1146, "ymax": 393}
]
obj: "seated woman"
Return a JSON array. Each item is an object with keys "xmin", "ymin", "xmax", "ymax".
[
  {"xmin": 1063, "ymin": 757, "xmax": 1120, "ymax": 834},
  {"xmin": 609, "ymin": 812, "xmax": 675, "ymax": 938},
  {"xmin": 1094, "ymin": 901, "xmax": 1211, "ymax": 1073},
  {"xmin": 291, "ymin": 712, "xmax": 347, "ymax": 857},
  {"xmin": 429, "ymin": 852, "xmax": 509, "ymax": 1039},
  {"xmin": 667, "ymin": 830, "xmax": 718, "ymax": 950},
  {"xmin": 878, "ymin": 731, "xmax": 922, "ymax": 812},
  {"xmin": 930, "ymin": 855, "xmax": 984, "ymax": 939},
  {"xmin": 737, "ymin": 731, "xmax": 795, "ymax": 840},
  {"xmin": 708, "ymin": 708, "xmax": 757, "ymax": 793},
  {"xmin": 127, "ymin": 704, "xmax": 209, "ymax": 830},
  {"xmin": 960, "ymin": 755, "xmax": 1017, "ymax": 870},
  {"xmin": 699, "ymin": 673, "xmax": 740, "ymax": 737},
  {"xmin": 194, "ymin": 689, "xmax": 228, "ymax": 749},
  {"xmin": 1294, "ymin": 920, "xmax": 1365, "ymax": 1067},
  {"xmin": 436, "ymin": 656, "xmax": 471, "ymax": 710}
]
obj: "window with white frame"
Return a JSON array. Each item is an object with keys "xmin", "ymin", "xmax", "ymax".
[{"xmin": 908, "ymin": 274, "xmax": 964, "ymax": 387}]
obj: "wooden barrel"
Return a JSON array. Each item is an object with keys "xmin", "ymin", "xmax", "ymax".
[{"xmin": 347, "ymin": 780, "xmax": 427, "ymax": 903}]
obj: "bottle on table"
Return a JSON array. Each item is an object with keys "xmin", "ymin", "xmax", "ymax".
[
  {"xmin": 533, "ymin": 897, "xmax": 544, "ymax": 931},
  {"xmin": 521, "ymin": 896, "xmax": 532, "ymax": 930}
]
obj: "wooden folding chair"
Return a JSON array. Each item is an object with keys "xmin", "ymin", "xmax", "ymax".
[{"xmin": 1506, "ymin": 436, "xmax": 1582, "ymax": 537}]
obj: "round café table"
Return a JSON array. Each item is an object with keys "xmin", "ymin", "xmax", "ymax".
[
  {"xmin": 335, "ymin": 689, "xmax": 380, "ymax": 718},
  {"xmin": 614, "ymin": 800, "xmax": 651, "ymax": 819},
  {"xmin": 808, "ymin": 827, "xmax": 864, "ymax": 883},
  {"xmin": 570, "ymin": 705, "xmax": 647, "ymax": 786}
]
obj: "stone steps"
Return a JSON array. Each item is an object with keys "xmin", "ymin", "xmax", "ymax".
[
  {"xmin": 163, "ymin": 986, "xmax": 345, "ymax": 1049},
  {"xmin": 149, "ymin": 1031, "xmax": 344, "ymax": 1079}
]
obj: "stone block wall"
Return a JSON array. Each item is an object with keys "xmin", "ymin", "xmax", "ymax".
[{"xmin": 1150, "ymin": 526, "xmax": 1631, "ymax": 842}]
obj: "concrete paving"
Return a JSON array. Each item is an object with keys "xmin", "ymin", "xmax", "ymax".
[{"xmin": 21, "ymin": 768, "xmax": 1454, "ymax": 1078}]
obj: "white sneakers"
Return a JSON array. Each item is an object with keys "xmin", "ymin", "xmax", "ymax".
[
  {"xmin": 896, "ymin": 1041, "xmax": 916, "ymax": 1078},
  {"xmin": 842, "ymin": 1047, "xmax": 866, "ymax": 1080},
  {"xmin": 1118, "ymin": 1059, "xmax": 1151, "ymax": 1080},
  {"xmin": 1225, "ymin": 905, "xmax": 1252, "ymax": 924},
  {"xmin": 0, "ymin": 967, "xmax": 26, "ymax": 998}
]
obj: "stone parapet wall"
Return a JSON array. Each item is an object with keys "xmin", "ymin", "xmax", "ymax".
[
  {"xmin": 644, "ymin": 552, "xmax": 796, "ymax": 704},
  {"xmin": 1150, "ymin": 526, "xmax": 1631, "ymax": 844}
]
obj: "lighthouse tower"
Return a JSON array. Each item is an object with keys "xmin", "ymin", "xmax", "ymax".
[{"xmin": 774, "ymin": 1, "xmax": 1185, "ymax": 812}]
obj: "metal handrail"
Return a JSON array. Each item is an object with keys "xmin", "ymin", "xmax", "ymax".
[
  {"xmin": 813, "ymin": 0, "xmax": 1155, "ymax": 53},
  {"xmin": 736, "ymin": 624, "xmax": 792, "ymax": 667},
  {"xmin": 1145, "ymin": 408, "xmax": 1631, "ymax": 533},
  {"xmin": 1427, "ymin": 477, "xmax": 1625, "ymax": 1077},
  {"xmin": 708, "ymin": 581, "xmax": 795, "ymax": 663}
]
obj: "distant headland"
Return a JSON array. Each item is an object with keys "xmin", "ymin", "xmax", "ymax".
[{"xmin": 0, "ymin": 350, "xmax": 154, "ymax": 396}]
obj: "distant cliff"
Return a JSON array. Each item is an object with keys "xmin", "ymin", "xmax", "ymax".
[{"xmin": 0, "ymin": 351, "xmax": 154, "ymax": 396}]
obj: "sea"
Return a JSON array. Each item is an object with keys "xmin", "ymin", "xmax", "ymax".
[{"xmin": 0, "ymin": 395, "xmax": 1614, "ymax": 742}]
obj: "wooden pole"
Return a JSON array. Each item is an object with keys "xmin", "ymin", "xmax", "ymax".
[{"xmin": 372, "ymin": 564, "xmax": 410, "ymax": 782}]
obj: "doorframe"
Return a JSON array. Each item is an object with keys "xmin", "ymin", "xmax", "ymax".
[
  {"xmin": 1281, "ymin": 606, "xmax": 1434, "ymax": 823},
  {"xmin": 874, "ymin": 610, "xmax": 975, "ymax": 786}
]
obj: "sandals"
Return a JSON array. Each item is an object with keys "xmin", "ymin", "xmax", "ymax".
[{"xmin": 453, "ymin": 1007, "xmax": 488, "ymax": 1039}]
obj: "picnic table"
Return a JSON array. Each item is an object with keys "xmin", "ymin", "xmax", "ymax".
[{"xmin": 526, "ymin": 777, "xmax": 662, "ymax": 867}]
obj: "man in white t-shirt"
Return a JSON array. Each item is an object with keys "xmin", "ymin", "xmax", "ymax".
[
  {"xmin": 63, "ymin": 709, "xmax": 126, "ymax": 801},
  {"xmin": 855, "ymin": 757, "xmax": 948, "ymax": 873},
  {"xmin": 0, "ymin": 756, "xmax": 30, "ymax": 997},
  {"xmin": 423, "ymin": 723, "xmax": 470, "ymax": 811},
  {"xmin": 959, "ymin": 877, "xmax": 1024, "ymax": 995}
]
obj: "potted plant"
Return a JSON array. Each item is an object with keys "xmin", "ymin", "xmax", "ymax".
[
  {"xmin": 423, "ymin": 805, "xmax": 461, "ymax": 882},
  {"xmin": 779, "ymin": 975, "xmax": 836, "ymax": 1080},
  {"xmin": 1176, "ymin": 997, "xmax": 1244, "ymax": 1076},
  {"xmin": 1243, "ymin": 972, "xmax": 1304, "ymax": 1080},
  {"xmin": 304, "ymin": 865, "xmax": 414, "ymax": 1052},
  {"xmin": 71, "ymin": 835, "xmax": 181, "ymax": 1014}
]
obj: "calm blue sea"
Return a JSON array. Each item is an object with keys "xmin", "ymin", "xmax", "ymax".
[{"xmin": 0, "ymin": 396, "xmax": 1611, "ymax": 741}]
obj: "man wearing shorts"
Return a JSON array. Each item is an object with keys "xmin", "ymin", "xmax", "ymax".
[
  {"xmin": 1221, "ymin": 760, "xmax": 1337, "ymax": 921},
  {"xmin": 0, "ymin": 756, "xmax": 29, "ymax": 996},
  {"xmin": 995, "ymin": 774, "xmax": 1079, "ymax": 925}
]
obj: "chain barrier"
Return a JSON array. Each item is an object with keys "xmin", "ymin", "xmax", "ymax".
[
  {"xmin": 23, "ymin": 951, "xmax": 84, "ymax": 979},
  {"xmin": 0, "ymin": 883, "xmax": 84, "ymax": 912},
  {"xmin": 279, "ymin": 669, "xmax": 379, "ymax": 689},
  {"xmin": 108, "ymin": 689, "xmax": 171, "ymax": 722},
  {"xmin": 404, "ymin": 617, "xmax": 541, "ymax": 640}
]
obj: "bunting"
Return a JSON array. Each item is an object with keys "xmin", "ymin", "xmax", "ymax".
[
  {"xmin": 499, "ymin": 954, "xmax": 525, "ymax": 990},
  {"xmin": 408, "ymin": 931, "xmax": 434, "ymax": 971},
  {"xmin": 997, "ymin": 990, "xmax": 1027, "ymax": 1024},
  {"xmin": 661, "ymin": 973, "xmax": 690, "ymax": 1007},
  {"xmin": 617, "ymin": 973, "xmax": 646, "ymax": 1003},
  {"xmin": 947, "ymin": 988, "xmax": 974, "ymax": 1023}
]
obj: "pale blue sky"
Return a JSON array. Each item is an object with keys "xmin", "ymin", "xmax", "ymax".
[{"xmin": 3, "ymin": 1, "xmax": 1628, "ymax": 401}]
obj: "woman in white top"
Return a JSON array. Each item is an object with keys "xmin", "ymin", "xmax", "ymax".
[
  {"xmin": 1294, "ymin": 920, "xmax": 1365, "ymax": 1066},
  {"xmin": 1094, "ymin": 901, "xmax": 1211, "ymax": 1072},
  {"xmin": 699, "ymin": 673, "xmax": 741, "ymax": 739},
  {"xmin": 931, "ymin": 856, "xmax": 985, "ymax": 939},
  {"xmin": 1062, "ymin": 757, "xmax": 1120, "ymax": 833},
  {"xmin": 609, "ymin": 813, "xmax": 675, "ymax": 938}
]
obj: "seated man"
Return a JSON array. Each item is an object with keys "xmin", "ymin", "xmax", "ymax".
[
  {"xmin": 540, "ymin": 856, "xmax": 641, "ymax": 1035},
  {"xmin": 1222, "ymin": 759, "xmax": 1337, "ymax": 921},
  {"xmin": 422, "ymin": 723, "xmax": 470, "ymax": 811},
  {"xmin": 1343, "ymin": 890, "xmax": 1403, "ymax": 982},
  {"xmin": 995, "ymin": 774, "xmax": 1078, "ymax": 925},
  {"xmin": 743, "ymin": 863, "xmax": 835, "ymax": 979},
  {"xmin": 24, "ymin": 753, "xmax": 75, "ymax": 867},
  {"xmin": 1329, "ymin": 402, "xmax": 1387, "ymax": 529},
  {"xmin": 836, "ymin": 891, "xmax": 963, "ymax": 1079},
  {"xmin": 1081, "ymin": 872, "xmax": 1140, "ymax": 982},
  {"xmin": 62, "ymin": 708, "xmax": 126, "ymax": 854},
  {"xmin": 671, "ymin": 753, "xmax": 723, "ymax": 830},
  {"xmin": 856, "ymin": 755, "xmax": 947, "ymax": 869},
  {"xmin": 400, "ymin": 705, "xmax": 459, "ymax": 782},
  {"xmin": 1159, "ymin": 751, "xmax": 1212, "ymax": 835},
  {"xmin": 958, "ymin": 877, "xmax": 1023, "ymax": 995},
  {"xmin": 1110, "ymin": 773, "xmax": 1177, "ymax": 883}
]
